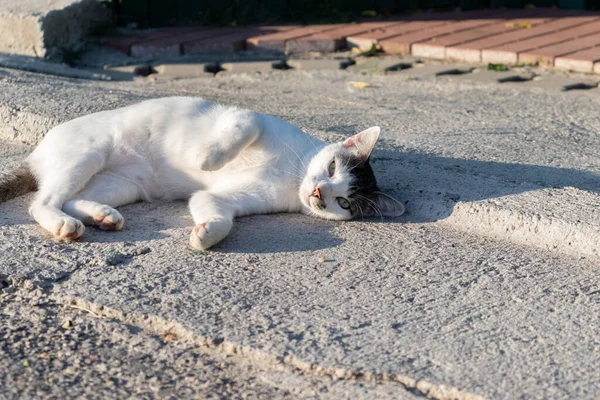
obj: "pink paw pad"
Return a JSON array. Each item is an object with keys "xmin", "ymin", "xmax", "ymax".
[{"xmin": 193, "ymin": 222, "xmax": 207, "ymax": 234}]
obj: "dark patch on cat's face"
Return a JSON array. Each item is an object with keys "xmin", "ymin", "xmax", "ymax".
[{"xmin": 338, "ymin": 152, "xmax": 380, "ymax": 217}]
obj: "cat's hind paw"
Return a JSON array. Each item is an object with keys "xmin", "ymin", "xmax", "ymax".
[
  {"xmin": 189, "ymin": 218, "xmax": 233, "ymax": 250},
  {"xmin": 53, "ymin": 216, "xmax": 85, "ymax": 240},
  {"xmin": 93, "ymin": 206, "xmax": 124, "ymax": 231}
]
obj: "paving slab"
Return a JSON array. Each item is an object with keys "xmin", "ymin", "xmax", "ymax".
[
  {"xmin": 0, "ymin": 0, "xmax": 110, "ymax": 59},
  {"xmin": 413, "ymin": 17, "xmax": 550, "ymax": 60},
  {"xmin": 247, "ymin": 25, "xmax": 346, "ymax": 53},
  {"xmin": 555, "ymin": 47, "xmax": 600, "ymax": 72},
  {"xmin": 218, "ymin": 60, "xmax": 286, "ymax": 75},
  {"xmin": 287, "ymin": 59, "xmax": 354, "ymax": 70},
  {"xmin": 483, "ymin": 19, "xmax": 600, "ymax": 65},
  {"xmin": 2, "ymin": 69, "xmax": 600, "ymax": 399},
  {"xmin": 286, "ymin": 23, "xmax": 402, "ymax": 54},
  {"xmin": 153, "ymin": 62, "xmax": 217, "ymax": 78},
  {"xmin": 346, "ymin": 57, "xmax": 413, "ymax": 74}
]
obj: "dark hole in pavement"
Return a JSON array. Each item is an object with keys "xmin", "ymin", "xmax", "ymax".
[
  {"xmin": 133, "ymin": 65, "xmax": 156, "ymax": 77},
  {"xmin": 498, "ymin": 75, "xmax": 536, "ymax": 83},
  {"xmin": 204, "ymin": 63, "xmax": 221, "ymax": 74},
  {"xmin": 436, "ymin": 67, "xmax": 475, "ymax": 76},
  {"xmin": 387, "ymin": 63, "xmax": 413, "ymax": 72},
  {"xmin": 272, "ymin": 60, "xmax": 290, "ymax": 70},
  {"xmin": 562, "ymin": 82, "xmax": 599, "ymax": 91},
  {"xmin": 340, "ymin": 59, "xmax": 356, "ymax": 69}
]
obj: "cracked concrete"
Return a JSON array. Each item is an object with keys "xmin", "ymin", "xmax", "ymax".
[
  {"xmin": 1, "ymin": 67, "xmax": 600, "ymax": 399},
  {"xmin": 1, "ymin": 280, "xmax": 421, "ymax": 400}
]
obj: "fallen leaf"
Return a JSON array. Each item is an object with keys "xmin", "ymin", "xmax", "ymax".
[
  {"xmin": 318, "ymin": 257, "xmax": 325, "ymax": 263},
  {"xmin": 361, "ymin": 44, "xmax": 378, "ymax": 57},
  {"xmin": 61, "ymin": 320, "xmax": 73, "ymax": 329},
  {"xmin": 23, "ymin": 359, "xmax": 30, "ymax": 367},
  {"xmin": 349, "ymin": 81, "xmax": 372, "ymax": 89},
  {"xmin": 161, "ymin": 328, "xmax": 179, "ymax": 342},
  {"xmin": 488, "ymin": 63, "xmax": 508, "ymax": 72}
]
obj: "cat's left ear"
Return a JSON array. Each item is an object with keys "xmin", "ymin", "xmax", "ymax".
[
  {"xmin": 343, "ymin": 126, "xmax": 380, "ymax": 160},
  {"xmin": 363, "ymin": 192, "xmax": 405, "ymax": 218}
]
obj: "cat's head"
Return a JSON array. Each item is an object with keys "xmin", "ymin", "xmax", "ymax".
[{"xmin": 299, "ymin": 127, "xmax": 405, "ymax": 220}]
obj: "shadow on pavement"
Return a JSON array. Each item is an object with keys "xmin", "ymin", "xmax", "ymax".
[{"xmin": 372, "ymin": 147, "xmax": 600, "ymax": 223}]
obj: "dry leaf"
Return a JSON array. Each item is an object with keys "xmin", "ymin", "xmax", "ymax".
[
  {"xmin": 161, "ymin": 328, "xmax": 179, "ymax": 342},
  {"xmin": 349, "ymin": 81, "xmax": 372, "ymax": 89},
  {"xmin": 61, "ymin": 320, "xmax": 73, "ymax": 329}
]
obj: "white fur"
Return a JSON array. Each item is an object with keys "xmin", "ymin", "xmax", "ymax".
[{"xmin": 26, "ymin": 96, "xmax": 387, "ymax": 250}]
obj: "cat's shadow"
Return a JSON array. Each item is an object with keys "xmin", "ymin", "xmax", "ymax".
[
  {"xmin": 213, "ymin": 214, "xmax": 344, "ymax": 253},
  {"xmin": 84, "ymin": 202, "xmax": 344, "ymax": 252}
]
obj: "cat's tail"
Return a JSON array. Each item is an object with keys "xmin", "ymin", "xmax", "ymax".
[{"xmin": 0, "ymin": 165, "xmax": 37, "ymax": 202}]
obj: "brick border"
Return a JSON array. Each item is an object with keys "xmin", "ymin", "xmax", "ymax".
[{"xmin": 103, "ymin": 9, "xmax": 600, "ymax": 74}]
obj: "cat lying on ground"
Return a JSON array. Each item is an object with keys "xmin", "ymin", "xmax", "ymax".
[{"xmin": 0, "ymin": 97, "xmax": 404, "ymax": 250}]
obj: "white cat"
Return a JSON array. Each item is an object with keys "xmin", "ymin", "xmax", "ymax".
[{"xmin": 0, "ymin": 97, "xmax": 404, "ymax": 250}]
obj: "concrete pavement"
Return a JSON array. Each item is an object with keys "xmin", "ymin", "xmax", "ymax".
[{"xmin": 1, "ymin": 66, "xmax": 600, "ymax": 399}]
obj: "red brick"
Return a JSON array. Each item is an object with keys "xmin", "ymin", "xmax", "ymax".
[
  {"xmin": 555, "ymin": 47, "xmax": 600, "ymax": 72},
  {"xmin": 379, "ymin": 18, "xmax": 501, "ymax": 55},
  {"xmin": 483, "ymin": 19, "xmax": 600, "ymax": 65},
  {"xmin": 519, "ymin": 33, "xmax": 600, "ymax": 66},
  {"xmin": 183, "ymin": 26, "xmax": 292, "ymax": 54},
  {"xmin": 347, "ymin": 20, "xmax": 450, "ymax": 50},
  {"xmin": 247, "ymin": 25, "xmax": 346, "ymax": 51},
  {"xmin": 415, "ymin": 17, "xmax": 549, "ymax": 60},
  {"xmin": 471, "ymin": 16, "xmax": 600, "ymax": 64},
  {"xmin": 104, "ymin": 27, "xmax": 202, "ymax": 55},
  {"xmin": 130, "ymin": 28, "xmax": 241, "ymax": 57},
  {"xmin": 442, "ymin": 18, "xmax": 550, "ymax": 62},
  {"xmin": 286, "ymin": 22, "xmax": 400, "ymax": 53}
]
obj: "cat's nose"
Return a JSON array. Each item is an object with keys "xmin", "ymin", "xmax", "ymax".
[{"xmin": 312, "ymin": 187, "xmax": 322, "ymax": 199}]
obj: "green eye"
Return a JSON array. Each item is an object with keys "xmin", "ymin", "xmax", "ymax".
[
  {"xmin": 328, "ymin": 160, "xmax": 336, "ymax": 176},
  {"xmin": 337, "ymin": 197, "xmax": 350, "ymax": 210}
]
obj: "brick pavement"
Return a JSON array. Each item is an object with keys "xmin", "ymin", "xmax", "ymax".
[{"xmin": 103, "ymin": 8, "xmax": 600, "ymax": 73}]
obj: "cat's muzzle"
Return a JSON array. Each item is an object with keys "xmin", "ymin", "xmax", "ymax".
[{"xmin": 310, "ymin": 196, "xmax": 326, "ymax": 210}]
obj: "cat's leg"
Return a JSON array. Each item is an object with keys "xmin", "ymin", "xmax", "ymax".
[
  {"xmin": 188, "ymin": 191, "xmax": 234, "ymax": 250},
  {"xmin": 188, "ymin": 182, "xmax": 278, "ymax": 250},
  {"xmin": 200, "ymin": 111, "xmax": 261, "ymax": 171},
  {"xmin": 28, "ymin": 156, "xmax": 105, "ymax": 240},
  {"xmin": 62, "ymin": 170, "xmax": 145, "ymax": 231}
]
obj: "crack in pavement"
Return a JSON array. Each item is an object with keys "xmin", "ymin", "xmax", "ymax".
[
  {"xmin": 27, "ymin": 279, "xmax": 486, "ymax": 400},
  {"xmin": 1, "ymin": 277, "xmax": 438, "ymax": 399}
]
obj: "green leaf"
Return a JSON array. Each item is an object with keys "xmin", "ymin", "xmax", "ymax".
[{"xmin": 488, "ymin": 63, "xmax": 508, "ymax": 71}]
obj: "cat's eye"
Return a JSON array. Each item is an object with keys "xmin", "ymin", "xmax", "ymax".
[
  {"xmin": 328, "ymin": 160, "xmax": 336, "ymax": 176},
  {"xmin": 337, "ymin": 197, "xmax": 350, "ymax": 210}
]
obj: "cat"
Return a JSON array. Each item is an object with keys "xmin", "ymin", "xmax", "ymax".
[{"xmin": 0, "ymin": 97, "xmax": 404, "ymax": 250}]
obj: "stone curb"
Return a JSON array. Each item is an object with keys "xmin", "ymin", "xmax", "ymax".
[{"xmin": 0, "ymin": 0, "xmax": 110, "ymax": 60}]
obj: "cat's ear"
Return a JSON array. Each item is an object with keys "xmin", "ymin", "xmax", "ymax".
[
  {"xmin": 363, "ymin": 192, "xmax": 405, "ymax": 218},
  {"xmin": 343, "ymin": 126, "xmax": 380, "ymax": 160}
]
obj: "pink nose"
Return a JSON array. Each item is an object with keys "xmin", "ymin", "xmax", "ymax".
[{"xmin": 312, "ymin": 187, "xmax": 322, "ymax": 199}]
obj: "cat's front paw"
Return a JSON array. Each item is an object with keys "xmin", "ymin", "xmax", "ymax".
[{"xmin": 189, "ymin": 218, "xmax": 233, "ymax": 250}]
